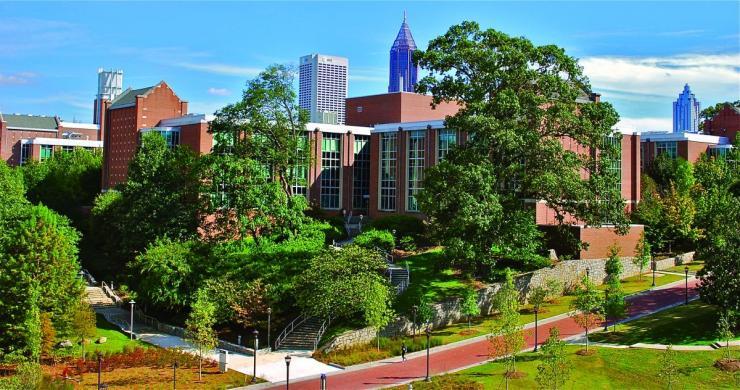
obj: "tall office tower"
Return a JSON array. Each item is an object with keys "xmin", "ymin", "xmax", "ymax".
[
  {"xmin": 388, "ymin": 12, "xmax": 418, "ymax": 93},
  {"xmin": 94, "ymin": 68, "xmax": 123, "ymax": 125},
  {"xmin": 673, "ymin": 83, "xmax": 701, "ymax": 133},
  {"xmin": 299, "ymin": 54, "xmax": 348, "ymax": 125}
]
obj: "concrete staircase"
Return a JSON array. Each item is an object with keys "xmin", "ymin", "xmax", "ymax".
[
  {"xmin": 85, "ymin": 286, "xmax": 116, "ymax": 309},
  {"xmin": 389, "ymin": 267, "xmax": 410, "ymax": 294},
  {"xmin": 275, "ymin": 316, "xmax": 326, "ymax": 351}
]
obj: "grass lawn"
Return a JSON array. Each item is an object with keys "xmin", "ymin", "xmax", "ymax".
[
  {"xmin": 397, "ymin": 346, "xmax": 738, "ymax": 389},
  {"xmin": 665, "ymin": 260, "xmax": 705, "ymax": 274},
  {"xmin": 394, "ymin": 248, "xmax": 474, "ymax": 313},
  {"xmin": 591, "ymin": 301, "xmax": 740, "ymax": 346},
  {"xmin": 44, "ymin": 365, "xmax": 249, "ymax": 389},
  {"xmin": 57, "ymin": 314, "xmax": 149, "ymax": 358}
]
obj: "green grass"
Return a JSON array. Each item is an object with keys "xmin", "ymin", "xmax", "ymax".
[
  {"xmin": 403, "ymin": 346, "xmax": 738, "ymax": 389},
  {"xmin": 664, "ymin": 260, "xmax": 705, "ymax": 274},
  {"xmin": 314, "ymin": 335, "xmax": 443, "ymax": 367},
  {"xmin": 394, "ymin": 248, "xmax": 473, "ymax": 313},
  {"xmin": 57, "ymin": 314, "xmax": 149, "ymax": 358},
  {"xmin": 591, "ymin": 301, "xmax": 739, "ymax": 346}
]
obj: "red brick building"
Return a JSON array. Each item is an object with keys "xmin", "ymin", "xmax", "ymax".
[
  {"xmin": 101, "ymin": 82, "xmax": 212, "ymax": 189},
  {"xmin": 704, "ymin": 105, "xmax": 740, "ymax": 143},
  {"xmin": 346, "ymin": 92, "xmax": 461, "ymax": 127},
  {"xmin": 0, "ymin": 113, "xmax": 102, "ymax": 166},
  {"xmin": 640, "ymin": 131, "xmax": 730, "ymax": 170}
]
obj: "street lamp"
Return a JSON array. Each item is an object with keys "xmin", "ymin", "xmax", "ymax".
[
  {"xmin": 267, "ymin": 307, "xmax": 272, "ymax": 351},
  {"xmin": 412, "ymin": 305, "xmax": 418, "ymax": 339},
  {"xmin": 285, "ymin": 355, "xmax": 291, "ymax": 390},
  {"xmin": 320, "ymin": 373, "xmax": 327, "ymax": 390},
  {"xmin": 173, "ymin": 361, "xmax": 178, "ymax": 389},
  {"xmin": 425, "ymin": 326, "xmax": 431, "ymax": 382},
  {"xmin": 97, "ymin": 352, "xmax": 102, "ymax": 389},
  {"xmin": 129, "ymin": 300, "xmax": 135, "ymax": 340},
  {"xmin": 651, "ymin": 257, "xmax": 656, "ymax": 287},
  {"xmin": 533, "ymin": 307, "xmax": 539, "ymax": 352},
  {"xmin": 586, "ymin": 267, "xmax": 590, "ymax": 280},
  {"xmin": 684, "ymin": 266, "xmax": 689, "ymax": 304},
  {"xmin": 252, "ymin": 330, "xmax": 259, "ymax": 383}
]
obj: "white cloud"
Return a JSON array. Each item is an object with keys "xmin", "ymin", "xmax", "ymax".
[
  {"xmin": 614, "ymin": 117, "xmax": 672, "ymax": 133},
  {"xmin": 0, "ymin": 71, "xmax": 37, "ymax": 85},
  {"xmin": 581, "ymin": 53, "xmax": 740, "ymax": 99},
  {"xmin": 207, "ymin": 87, "xmax": 230, "ymax": 96},
  {"xmin": 178, "ymin": 62, "xmax": 262, "ymax": 77},
  {"xmin": 0, "ymin": 18, "xmax": 83, "ymax": 55}
]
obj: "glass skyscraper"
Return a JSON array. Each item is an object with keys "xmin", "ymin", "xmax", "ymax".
[
  {"xmin": 673, "ymin": 84, "xmax": 701, "ymax": 133},
  {"xmin": 388, "ymin": 13, "xmax": 418, "ymax": 93}
]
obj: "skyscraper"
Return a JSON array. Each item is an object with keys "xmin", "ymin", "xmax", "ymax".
[
  {"xmin": 93, "ymin": 68, "xmax": 123, "ymax": 125},
  {"xmin": 299, "ymin": 54, "xmax": 348, "ymax": 125},
  {"xmin": 673, "ymin": 84, "xmax": 701, "ymax": 133},
  {"xmin": 388, "ymin": 12, "xmax": 418, "ymax": 93}
]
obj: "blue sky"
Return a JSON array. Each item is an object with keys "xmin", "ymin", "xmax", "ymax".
[{"xmin": 1, "ymin": 1, "xmax": 738, "ymax": 131}]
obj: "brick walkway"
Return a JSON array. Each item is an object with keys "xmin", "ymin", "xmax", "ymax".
[{"xmin": 255, "ymin": 277, "xmax": 700, "ymax": 390}]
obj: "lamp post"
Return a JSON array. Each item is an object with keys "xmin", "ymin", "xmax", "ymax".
[
  {"xmin": 97, "ymin": 352, "xmax": 102, "ymax": 389},
  {"xmin": 684, "ymin": 266, "xmax": 689, "ymax": 304},
  {"xmin": 533, "ymin": 307, "xmax": 539, "ymax": 352},
  {"xmin": 586, "ymin": 267, "xmax": 590, "ymax": 280},
  {"xmin": 267, "ymin": 307, "xmax": 272, "ymax": 351},
  {"xmin": 425, "ymin": 326, "xmax": 431, "ymax": 382},
  {"xmin": 284, "ymin": 355, "xmax": 291, "ymax": 389},
  {"xmin": 252, "ymin": 330, "xmax": 259, "ymax": 383},
  {"xmin": 320, "ymin": 373, "xmax": 327, "ymax": 390},
  {"xmin": 604, "ymin": 289, "xmax": 610, "ymax": 331},
  {"xmin": 412, "ymin": 305, "xmax": 418, "ymax": 339},
  {"xmin": 173, "ymin": 361, "xmax": 178, "ymax": 389},
  {"xmin": 651, "ymin": 258, "xmax": 656, "ymax": 287},
  {"xmin": 129, "ymin": 300, "xmax": 135, "ymax": 340}
]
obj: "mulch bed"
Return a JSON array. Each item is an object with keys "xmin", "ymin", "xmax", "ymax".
[
  {"xmin": 504, "ymin": 371, "xmax": 527, "ymax": 379},
  {"xmin": 576, "ymin": 348, "xmax": 597, "ymax": 356},
  {"xmin": 714, "ymin": 358, "xmax": 740, "ymax": 372}
]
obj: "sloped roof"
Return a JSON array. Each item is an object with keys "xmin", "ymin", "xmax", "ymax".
[
  {"xmin": 391, "ymin": 16, "xmax": 417, "ymax": 51},
  {"xmin": 109, "ymin": 85, "xmax": 157, "ymax": 109},
  {"xmin": 0, "ymin": 113, "xmax": 58, "ymax": 130}
]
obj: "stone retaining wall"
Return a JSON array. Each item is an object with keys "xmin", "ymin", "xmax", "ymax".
[
  {"xmin": 330, "ymin": 252, "xmax": 695, "ymax": 349},
  {"xmin": 320, "ymin": 326, "xmax": 377, "ymax": 353}
]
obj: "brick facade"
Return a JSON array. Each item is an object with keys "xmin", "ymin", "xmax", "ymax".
[
  {"xmin": 704, "ymin": 105, "xmax": 739, "ymax": 143},
  {"xmin": 346, "ymin": 92, "xmax": 461, "ymax": 127}
]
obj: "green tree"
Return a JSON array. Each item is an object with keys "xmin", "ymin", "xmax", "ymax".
[
  {"xmin": 415, "ymin": 22, "xmax": 627, "ymax": 276},
  {"xmin": 633, "ymin": 232, "xmax": 651, "ymax": 281},
  {"xmin": 604, "ymin": 246, "xmax": 627, "ymax": 330},
  {"xmin": 296, "ymin": 245, "xmax": 393, "ymax": 326},
  {"xmin": 529, "ymin": 285, "xmax": 549, "ymax": 314},
  {"xmin": 364, "ymin": 282, "xmax": 395, "ymax": 351},
  {"xmin": 417, "ymin": 296, "xmax": 435, "ymax": 327},
  {"xmin": 658, "ymin": 345, "xmax": 679, "ymax": 390},
  {"xmin": 570, "ymin": 276, "xmax": 603, "ymax": 353},
  {"xmin": 39, "ymin": 312, "xmax": 56, "ymax": 360},
  {"xmin": 205, "ymin": 64, "xmax": 312, "ymax": 242},
  {"xmin": 186, "ymin": 289, "xmax": 218, "ymax": 381},
  {"xmin": 488, "ymin": 269, "xmax": 524, "ymax": 374},
  {"xmin": 71, "ymin": 302, "xmax": 96, "ymax": 361},
  {"xmin": 536, "ymin": 327, "xmax": 571, "ymax": 390},
  {"xmin": 461, "ymin": 288, "xmax": 481, "ymax": 328},
  {"xmin": 1, "ymin": 362, "xmax": 42, "ymax": 390},
  {"xmin": 716, "ymin": 312, "xmax": 735, "ymax": 360},
  {"xmin": 130, "ymin": 237, "xmax": 199, "ymax": 311}
]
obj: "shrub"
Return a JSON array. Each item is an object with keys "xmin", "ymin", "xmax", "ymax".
[
  {"xmin": 399, "ymin": 236, "xmax": 417, "ymax": 252},
  {"xmin": 354, "ymin": 229, "xmax": 395, "ymax": 252},
  {"xmin": 314, "ymin": 336, "xmax": 442, "ymax": 367},
  {"xmin": 370, "ymin": 216, "xmax": 426, "ymax": 245}
]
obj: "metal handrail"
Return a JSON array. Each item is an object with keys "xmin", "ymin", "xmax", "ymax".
[
  {"xmin": 80, "ymin": 268, "xmax": 96, "ymax": 286},
  {"xmin": 100, "ymin": 281, "xmax": 122, "ymax": 305},
  {"xmin": 274, "ymin": 313, "xmax": 307, "ymax": 350},
  {"xmin": 313, "ymin": 316, "xmax": 332, "ymax": 351}
]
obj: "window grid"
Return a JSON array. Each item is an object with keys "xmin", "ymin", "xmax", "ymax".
[
  {"xmin": 291, "ymin": 134, "xmax": 309, "ymax": 197},
  {"xmin": 320, "ymin": 133, "xmax": 341, "ymax": 209},
  {"xmin": 20, "ymin": 143, "xmax": 31, "ymax": 165},
  {"xmin": 39, "ymin": 145, "xmax": 53, "ymax": 162},
  {"xmin": 656, "ymin": 141, "xmax": 677, "ymax": 159},
  {"xmin": 437, "ymin": 129, "xmax": 457, "ymax": 161},
  {"xmin": 603, "ymin": 135, "xmax": 622, "ymax": 192},
  {"xmin": 380, "ymin": 133, "xmax": 397, "ymax": 211},
  {"xmin": 353, "ymin": 135, "xmax": 370, "ymax": 210},
  {"xmin": 407, "ymin": 130, "xmax": 425, "ymax": 212}
]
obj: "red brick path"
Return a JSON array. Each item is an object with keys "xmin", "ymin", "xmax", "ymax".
[{"xmin": 270, "ymin": 278, "xmax": 699, "ymax": 390}]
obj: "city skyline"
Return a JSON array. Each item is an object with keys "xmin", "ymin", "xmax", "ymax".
[{"xmin": 0, "ymin": 1, "xmax": 738, "ymax": 132}]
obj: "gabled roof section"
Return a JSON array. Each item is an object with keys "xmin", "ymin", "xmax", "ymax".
[
  {"xmin": 109, "ymin": 85, "xmax": 157, "ymax": 109},
  {"xmin": 391, "ymin": 14, "xmax": 417, "ymax": 51},
  {"xmin": 0, "ymin": 113, "xmax": 59, "ymax": 131}
]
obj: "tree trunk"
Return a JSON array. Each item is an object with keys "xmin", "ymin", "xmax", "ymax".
[
  {"xmin": 585, "ymin": 328, "xmax": 589, "ymax": 351},
  {"xmin": 198, "ymin": 349, "xmax": 203, "ymax": 381}
]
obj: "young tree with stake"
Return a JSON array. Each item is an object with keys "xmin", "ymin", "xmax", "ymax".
[
  {"xmin": 570, "ymin": 276, "xmax": 603, "ymax": 354},
  {"xmin": 488, "ymin": 269, "xmax": 525, "ymax": 375},
  {"xmin": 536, "ymin": 327, "xmax": 571, "ymax": 389},
  {"xmin": 186, "ymin": 290, "xmax": 218, "ymax": 381},
  {"xmin": 461, "ymin": 288, "xmax": 480, "ymax": 329}
]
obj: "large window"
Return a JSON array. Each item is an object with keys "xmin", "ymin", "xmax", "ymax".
[
  {"xmin": 656, "ymin": 141, "xmax": 677, "ymax": 159},
  {"xmin": 407, "ymin": 130, "xmax": 425, "ymax": 212},
  {"xmin": 61, "ymin": 145, "xmax": 75, "ymax": 153},
  {"xmin": 20, "ymin": 143, "xmax": 31, "ymax": 165},
  {"xmin": 39, "ymin": 145, "xmax": 53, "ymax": 162},
  {"xmin": 291, "ymin": 134, "xmax": 309, "ymax": 197},
  {"xmin": 353, "ymin": 135, "xmax": 370, "ymax": 210},
  {"xmin": 603, "ymin": 135, "xmax": 622, "ymax": 192},
  {"xmin": 380, "ymin": 133, "xmax": 397, "ymax": 211},
  {"xmin": 320, "ymin": 133, "xmax": 341, "ymax": 209},
  {"xmin": 437, "ymin": 129, "xmax": 457, "ymax": 161}
]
